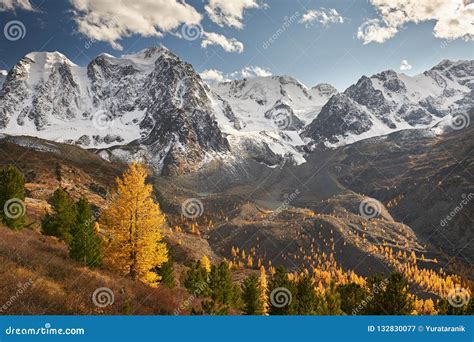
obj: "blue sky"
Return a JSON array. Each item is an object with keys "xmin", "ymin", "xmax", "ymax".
[{"xmin": 0, "ymin": 0, "xmax": 472, "ymax": 90}]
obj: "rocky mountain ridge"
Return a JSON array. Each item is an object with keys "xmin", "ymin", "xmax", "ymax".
[{"xmin": 0, "ymin": 46, "xmax": 472, "ymax": 174}]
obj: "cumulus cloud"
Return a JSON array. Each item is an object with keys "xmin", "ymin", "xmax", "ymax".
[
  {"xmin": 357, "ymin": 0, "xmax": 474, "ymax": 44},
  {"xmin": 200, "ymin": 65, "xmax": 272, "ymax": 84},
  {"xmin": 70, "ymin": 0, "xmax": 202, "ymax": 50},
  {"xmin": 200, "ymin": 69, "xmax": 229, "ymax": 83},
  {"xmin": 399, "ymin": 59, "xmax": 412, "ymax": 71},
  {"xmin": 236, "ymin": 65, "xmax": 272, "ymax": 78},
  {"xmin": 299, "ymin": 8, "xmax": 345, "ymax": 27},
  {"xmin": 0, "ymin": 0, "xmax": 34, "ymax": 11},
  {"xmin": 205, "ymin": 0, "xmax": 260, "ymax": 29},
  {"xmin": 357, "ymin": 18, "xmax": 397, "ymax": 44},
  {"xmin": 201, "ymin": 31, "xmax": 244, "ymax": 53}
]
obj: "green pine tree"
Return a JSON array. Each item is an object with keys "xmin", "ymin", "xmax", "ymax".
[
  {"xmin": 366, "ymin": 272, "xmax": 414, "ymax": 315},
  {"xmin": 68, "ymin": 198, "xmax": 102, "ymax": 267},
  {"xmin": 337, "ymin": 282, "xmax": 369, "ymax": 315},
  {"xmin": 41, "ymin": 188, "xmax": 76, "ymax": 243},
  {"xmin": 0, "ymin": 165, "xmax": 26, "ymax": 230},
  {"xmin": 315, "ymin": 283, "xmax": 344, "ymax": 315},
  {"xmin": 241, "ymin": 274, "xmax": 264, "ymax": 315},
  {"xmin": 437, "ymin": 297, "xmax": 473, "ymax": 315},
  {"xmin": 155, "ymin": 258, "xmax": 175, "ymax": 288},
  {"xmin": 291, "ymin": 274, "xmax": 318, "ymax": 315},
  {"xmin": 183, "ymin": 261, "xmax": 210, "ymax": 296},
  {"xmin": 202, "ymin": 261, "xmax": 240, "ymax": 315},
  {"xmin": 268, "ymin": 266, "xmax": 295, "ymax": 315}
]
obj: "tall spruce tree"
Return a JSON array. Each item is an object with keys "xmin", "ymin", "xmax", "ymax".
[
  {"xmin": 268, "ymin": 266, "xmax": 295, "ymax": 315},
  {"xmin": 337, "ymin": 282, "xmax": 369, "ymax": 315},
  {"xmin": 155, "ymin": 257, "xmax": 175, "ymax": 288},
  {"xmin": 292, "ymin": 274, "xmax": 318, "ymax": 315},
  {"xmin": 41, "ymin": 188, "xmax": 76, "ymax": 243},
  {"xmin": 0, "ymin": 165, "xmax": 26, "ymax": 230},
  {"xmin": 69, "ymin": 198, "xmax": 102, "ymax": 268},
  {"xmin": 202, "ymin": 261, "xmax": 240, "ymax": 315},
  {"xmin": 366, "ymin": 272, "xmax": 414, "ymax": 315},
  {"xmin": 242, "ymin": 274, "xmax": 263, "ymax": 315},
  {"xmin": 183, "ymin": 261, "xmax": 210, "ymax": 296},
  {"xmin": 315, "ymin": 283, "xmax": 344, "ymax": 315}
]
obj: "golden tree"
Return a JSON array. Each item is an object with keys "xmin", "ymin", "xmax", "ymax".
[
  {"xmin": 100, "ymin": 163, "xmax": 168, "ymax": 285},
  {"xmin": 259, "ymin": 266, "xmax": 269, "ymax": 315},
  {"xmin": 201, "ymin": 255, "xmax": 211, "ymax": 273}
]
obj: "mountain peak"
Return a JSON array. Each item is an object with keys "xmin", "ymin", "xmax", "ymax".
[
  {"xmin": 24, "ymin": 51, "xmax": 75, "ymax": 66},
  {"xmin": 431, "ymin": 58, "xmax": 472, "ymax": 71},
  {"xmin": 122, "ymin": 46, "xmax": 175, "ymax": 62},
  {"xmin": 312, "ymin": 83, "xmax": 338, "ymax": 96}
]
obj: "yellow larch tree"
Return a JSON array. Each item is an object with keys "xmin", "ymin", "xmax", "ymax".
[
  {"xmin": 100, "ymin": 163, "xmax": 168, "ymax": 286},
  {"xmin": 259, "ymin": 266, "xmax": 269, "ymax": 315},
  {"xmin": 201, "ymin": 255, "xmax": 211, "ymax": 273}
]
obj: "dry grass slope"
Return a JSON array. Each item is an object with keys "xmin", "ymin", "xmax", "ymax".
[{"xmin": 0, "ymin": 225, "xmax": 187, "ymax": 315}]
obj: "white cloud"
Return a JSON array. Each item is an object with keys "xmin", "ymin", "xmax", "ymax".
[
  {"xmin": 71, "ymin": 0, "xmax": 202, "ymax": 50},
  {"xmin": 201, "ymin": 31, "xmax": 244, "ymax": 53},
  {"xmin": 357, "ymin": 19, "xmax": 397, "ymax": 44},
  {"xmin": 0, "ymin": 0, "xmax": 34, "ymax": 11},
  {"xmin": 200, "ymin": 69, "xmax": 230, "ymax": 83},
  {"xmin": 399, "ymin": 59, "xmax": 412, "ymax": 71},
  {"xmin": 200, "ymin": 65, "xmax": 272, "ymax": 84},
  {"xmin": 236, "ymin": 65, "xmax": 272, "ymax": 78},
  {"xmin": 358, "ymin": 0, "xmax": 474, "ymax": 44},
  {"xmin": 205, "ymin": 0, "xmax": 260, "ymax": 29},
  {"xmin": 299, "ymin": 8, "xmax": 345, "ymax": 27}
]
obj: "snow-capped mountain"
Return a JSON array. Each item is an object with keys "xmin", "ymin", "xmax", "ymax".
[
  {"xmin": 302, "ymin": 60, "xmax": 473, "ymax": 148},
  {"xmin": 0, "ymin": 70, "xmax": 6, "ymax": 87},
  {"xmin": 211, "ymin": 76, "xmax": 337, "ymax": 128},
  {"xmin": 210, "ymin": 76, "xmax": 337, "ymax": 165},
  {"xmin": 0, "ymin": 46, "xmax": 471, "ymax": 174},
  {"xmin": 0, "ymin": 47, "xmax": 229, "ymax": 175}
]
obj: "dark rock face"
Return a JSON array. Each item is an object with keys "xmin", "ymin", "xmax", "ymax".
[
  {"xmin": 302, "ymin": 94, "xmax": 372, "ymax": 147},
  {"xmin": 0, "ymin": 49, "xmax": 473, "ymax": 173},
  {"xmin": 312, "ymin": 83, "xmax": 338, "ymax": 97},
  {"xmin": 302, "ymin": 60, "xmax": 473, "ymax": 148},
  {"xmin": 0, "ymin": 48, "xmax": 230, "ymax": 175}
]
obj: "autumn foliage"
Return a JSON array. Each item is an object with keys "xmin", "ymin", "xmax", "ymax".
[{"xmin": 100, "ymin": 163, "xmax": 168, "ymax": 285}]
